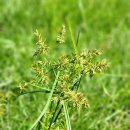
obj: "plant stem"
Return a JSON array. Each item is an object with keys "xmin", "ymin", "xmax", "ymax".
[
  {"xmin": 29, "ymin": 71, "xmax": 60, "ymax": 130},
  {"xmin": 19, "ymin": 89, "xmax": 60, "ymax": 96},
  {"xmin": 68, "ymin": 20, "xmax": 78, "ymax": 53},
  {"xmin": 63, "ymin": 101, "xmax": 72, "ymax": 130},
  {"xmin": 48, "ymin": 99, "xmax": 60, "ymax": 130}
]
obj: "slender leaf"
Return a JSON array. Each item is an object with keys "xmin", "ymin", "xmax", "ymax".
[
  {"xmin": 68, "ymin": 20, "xmax": 78, "ymax": 53},
  {"xmin": 29, "ymin": 71, "xmax": 60, "ymax": 130},
  {"xmin": 63, "ymin": 101, "xmax": 72, "ymax": 130}
]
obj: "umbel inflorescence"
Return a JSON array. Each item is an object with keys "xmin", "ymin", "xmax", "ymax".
[{"xmin": 19, "ymin": 25, "xmax": 108, "ymax": 130}]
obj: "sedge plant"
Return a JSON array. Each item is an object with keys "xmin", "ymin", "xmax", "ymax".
[{"xmin": 19, "ymin": 24, "xmax": 108, "ymax": 130}]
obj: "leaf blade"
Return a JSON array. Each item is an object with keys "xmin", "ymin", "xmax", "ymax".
[
  {"xmin": 29, "ymin": 71, "xmax": 60, "ymax": 130},
  {"xmin": 63, "ymin": 101, "xmax": 72, "ymax": 130}
]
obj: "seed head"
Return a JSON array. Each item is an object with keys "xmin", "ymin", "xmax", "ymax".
[
  {"xmin": 34, "ymin": 29, "xmax": 48, "ymax": 56},
  {"xmin": 64, "ymin": 90, "xmax": 89, "ymax": 108},
  {"xmin": 94, "ymin": 59, "xmax": 108, "ymax": 73},
  {"xmin": 19, "ymin": 81, "xmax": 34, "ymax": 92},
  {"xmin": 56, "ymin": 25, "xmax": 66, "ymax": 44},
  {"xmin": 32, "ymin": 64, "xmax": 49, "ymax": 85}
]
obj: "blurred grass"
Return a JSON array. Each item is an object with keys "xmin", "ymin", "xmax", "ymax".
[{"xmin": 0, "ymin": 0, "xmax": 130, "ymax": 129}]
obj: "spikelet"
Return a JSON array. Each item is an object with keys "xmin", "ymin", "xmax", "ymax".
[
  {"xmin": 80, "ymin": 49, "xmax": 101, "ymax": 59},
  {"xmin": 64, "ymin": 90, "xmax": 89, "ymax": 108},
  {"xmin": 56, "ymin": 25, "xmax": 66, "ymax": 44},
  {"xmin": 34, "ymin": 29, "xmax": 48, "ymax": 56},
  {"xmin": 19, "ymin": 81, "xmax": 34, "ymax": 93},
  {"xmin": 32, "ymin": 63, "xmax": 49, "ymax": 85},
  {"xmin": 94, "ymin": 59, "xmax": 108, "ymax": 73},
  {"xmin": 58, "ymin": 55, "xmax": 69, "ymax": 68}
]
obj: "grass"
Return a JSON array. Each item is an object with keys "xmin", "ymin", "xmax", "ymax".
[
  {"xmin": 0, "ymin": 0, "xmax": 130, "ymax": 130},
  {"xmin": 63, "ymin": 101, "xmax": 72, "ymax": 130},
  {"xmin": 29, "ymin": 71, "xmax": 60, "ymax": 130}
]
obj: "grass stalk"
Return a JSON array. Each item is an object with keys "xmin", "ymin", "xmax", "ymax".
[
  {"xmin": 48, "ymin": 99, "xmax": 60, "ymax": 130},
  {"xmin": 19, "ymin": 89, "xmax": 60, "ymax": 96},
  {"xmin": 63, "ymin": 101, "xmax": 72, "ymax": 130},
  {"xmin": 68, "ymin": 20, "xmax": 78, "ymax": 53},
  {"xmin": 29, "ymin": 71, "xmax": 60, "ymax": 130}
]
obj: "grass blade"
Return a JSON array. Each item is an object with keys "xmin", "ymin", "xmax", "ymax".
[
  {"xmin": 68, "ymin": 20, "xmax": 78, "ymax": 53},
  {"xmin": 29, "ymin": 71, "xmax": 60, "ymax": 130},
  {"xmin": 63, "ymin": 101, "xmax": 72, "ymax": 130},
  {"xmin": 19, "ymin": 89, "xmax": 60, "ymax": 96},
  {"xmin": 76, "ymin": 29, "xmax": 81, "ymax": 46},
  {"xmin": 48, "ymin": 100, "xmax": 60, "ymax": 130}
]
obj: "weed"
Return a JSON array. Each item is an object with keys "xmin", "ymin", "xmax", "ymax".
[{"xmin": 20, "ymin": 25, "xmax": 108, "ymax": 130}]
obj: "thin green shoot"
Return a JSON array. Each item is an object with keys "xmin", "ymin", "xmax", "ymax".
[
  {"xmin": 63, "ymin": 101, "xmax": 72, "ymax": 130},
  {"xmin": 29, "ymin": 71, "xmax": 60, "ymax": 130},
  {"xmin": 68, "ymin": 20, "xmax": 78, "ymax": 53}
]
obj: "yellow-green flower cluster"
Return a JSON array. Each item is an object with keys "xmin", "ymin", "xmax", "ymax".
[
  {"xmin": 56, "ymin": 25, "xmax": 66, "ymax": 44},
  {"xmin": 64, "ymin": 90, "xmax": 89, "ymax": 108},
  {"xmin": 19, "ymin": 81, "xmax": 34, "ymax": 92},
  {"xmin": 32, "ymin": 63, "xmax": 49, "ymax": 85},
  {"xmin": 20, "ymin": 25, "xmax": 108, "ymax": 108},
  {"xmin": 34, "ymin": 29, "xmax": 48, "ymax": 56}
]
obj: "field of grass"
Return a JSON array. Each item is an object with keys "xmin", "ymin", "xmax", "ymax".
[{"xmin": 0, "ymin": 0, "xmax": 130, "ymax": 129}]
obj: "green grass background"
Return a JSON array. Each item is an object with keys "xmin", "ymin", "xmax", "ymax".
[{"xmin": 0, "ymin": 0, "xmax": 130, "ymax": 129}]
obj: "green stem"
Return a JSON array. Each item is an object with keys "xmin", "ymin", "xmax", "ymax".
[
  {"xmin": 63, "ymin": 101, "xmax": 72, "ymax": 130},
  {"xmin": 29, "ymin": 71, "xmax": 60, "ymax": 130},
  {"xmin": 68, "ymin": 20, "xmax": 78, "ymax": 53},
  {"xmin": 19, "ymin": 89, "xmax": 60, "ymax": 96},
  {"xmin": 48, "ymin": 99, "xmax": 60, "ymax": 130},
  {"xmin": 53, "ymin": 105, "xmax": 63, "ymax": 123}
]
